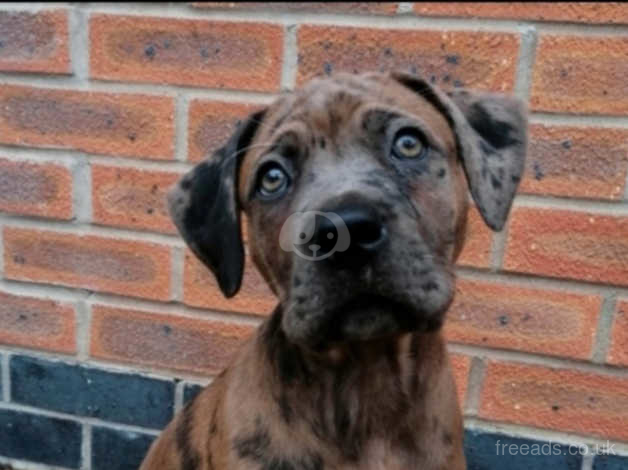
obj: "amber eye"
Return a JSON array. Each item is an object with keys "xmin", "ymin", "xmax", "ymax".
[
  {"xmin": 257, "ymin": 162, "xmax": 290, "ymax": 199},
  {"xmin": 392, "ymin": 129, "xmax": 426, "ymax": 159}
]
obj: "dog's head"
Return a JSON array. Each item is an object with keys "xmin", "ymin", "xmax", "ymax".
[{"xmin": 169, "ymin": 71, "xmax": 527, "ymax": 349}]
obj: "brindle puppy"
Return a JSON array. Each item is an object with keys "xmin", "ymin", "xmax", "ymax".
[{"xmin": 140, "ymin": 71, "xmax": 527, "ymax": 470}]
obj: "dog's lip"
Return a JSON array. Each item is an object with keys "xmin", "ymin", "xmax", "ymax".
[{"xmin": 333, "ymin": 293, "xmax": 420, "ymax": 324}]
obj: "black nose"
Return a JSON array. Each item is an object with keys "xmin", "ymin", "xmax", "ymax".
[{"xmin": 313, "ymin": 204, "xmax": 387, "ymax": 268}]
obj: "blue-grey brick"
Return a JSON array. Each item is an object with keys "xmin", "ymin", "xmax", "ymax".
[
  {"xmin": 183, "ymin": 383, "xmax": 204, "ymax": 405},
  {"xmin": 10, "ymin": 355, "xmax": 174, "ymax": 428},
  {"xmin": 464, "ymin": 430, "xmax": 582, "ymax": 470},
  {"xmin": 0, "ymin": 408, "xmax": 81, "ymax": 468},
  {"xmin": 593, "ymin": 453, "xmax": 628, "ymax": 470},
  {"xmin": 92, "ymin": 426, "xmax": 156, "ymax": 470}
]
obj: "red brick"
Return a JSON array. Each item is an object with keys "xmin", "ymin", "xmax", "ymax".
[
  {"xmin": 608, "ymin": 300, "xmax": 628, "ymax": 367},
  {"xmin": 3, "ymin": 227, "xmax": 171, "ymax": 301},
  {"xmin": 522, "ymin": 124, "xmax": 628, "ymax": 200},
  {"xmin": 504, "ymin": 208, "xmax": 628, "ymax": 286},
  {"xmin": 92, "ymin": 165, "xmax": 182, "ymax": 234},
  {"xmin": 0, "ymin": 10, "xmax": 70, "ymax": 74},
  {"xmin": 90, "ymin": 304, "xmax": 254, "ymax": 375},
  {"xmin": 445, "ymin": 279, "xmax": 602, "ymax": 359},
  {"xmin": 0, "ymin": 157, "xmax": 72, "ymax": 220},
  {"xmin": 531, "ymin": 35, "xmax": 628, "ymax": 115},
  {"xmin": 456, "ymin": 206, "xmax": 492, "ymax": 268},
  {"xmin": 191, "ymin": 2, "xmax": 398, "ymax": 14},
  {"xmin": 0, "ymin": 290, "xmax": 75, "ymax": 353},
  {"xmin": 90, "ymin": 14, "xmax": 283, "ymax": 92},
  {"xmin": 450, "ymin": 353, "xmax": 471, "ymax": 406},
  {"xmin": 414, "ymin": 3, "xmax": 628, "ymax": 24},
  {"xmin": 0, "ymin": 85, "xmax": 174, "ymax": 159},
  {"xmin": 188, "ymin": 100, "xmax": 264, "ymax": 163},
  {"xmin": 184, "ymin": 249, "xmax": 276, "ymax": 316},
  {"xmin": 297, "ymin": 26, "xmax": 519, "ymax": 92},
  {"xmin": 479, "ymin": 361, "xmax": 628, "ymax": 441}
]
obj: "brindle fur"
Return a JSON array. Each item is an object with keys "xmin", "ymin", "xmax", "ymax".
[{"xmin": 140, "ymin": 71, "xmax": 527, "ymax": 470}]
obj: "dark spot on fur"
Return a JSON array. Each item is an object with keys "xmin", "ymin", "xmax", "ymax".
[
  {"xmin": 498, "ymin": 315, "xmax": 509, "ymax": 326},
  {"xmin": 533, "ymin": 162, "xmax": 544, "ymax": 180},
  {"xmin": 552, "ymin": 405, "xmax": 560, "ymax": 411},
  {"xmin": 383, "ymin": 47, "xmax": 393, "ymax": 57},
  {"xmin": 422, "ymin": 281, "xmax": 438, "ymax": 292},
  {"xmin": 176, "ymin": 400, "xmax": 201, "ymax": 470},
  {"xmin": 562, "ymin": 139, "xmax": 572, "ymax": 149},
  {"xmin": 233, "ymin": 417, "xmax": 271, "ymax": 462},
  {"xmin": 490, "ymin": 174, "xmax": 502, "ymax": 190},
  {"xmin": 468, "ymin": 102, "xmax": 519, "ymax": 149}
]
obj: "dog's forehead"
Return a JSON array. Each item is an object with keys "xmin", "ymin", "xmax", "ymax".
[{"xmin": 238, "ymin": 73, "xmax": 455, "ymax": 193}]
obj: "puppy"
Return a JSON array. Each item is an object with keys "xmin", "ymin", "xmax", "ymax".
[{"xmin": 140, "ymin": 71, "xmax": 527, "ymax": 470}]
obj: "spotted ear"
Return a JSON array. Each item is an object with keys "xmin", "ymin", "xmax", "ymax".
[
  {"xmin": 167, "ymin": 109, "xmax": 266, "ymax": 298},
  {"xmin": 392, "ymin": 72, "xmax": 528, "ymax": 231}
]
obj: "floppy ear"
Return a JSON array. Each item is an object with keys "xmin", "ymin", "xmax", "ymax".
[
  {"xmin": 391, "ymin": 72, "xmax": 527, "ymax": 231},
  {"xmin": 167, "ymin": 109, "xmax": 266, "ymax": 298}
]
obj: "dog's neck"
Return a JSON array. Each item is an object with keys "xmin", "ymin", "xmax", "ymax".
[{"xmin": 256, "ymin": 305, "xmax": 451, "ymax": 460}]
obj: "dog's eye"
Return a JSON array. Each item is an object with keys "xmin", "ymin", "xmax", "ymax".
[
  {"xmin": 257, "ymin": 162, "xmax": 290, "ymax": 199},
  {"xmin": 392, "ymin": 129, "xmax": 426, "ymax": 159}
]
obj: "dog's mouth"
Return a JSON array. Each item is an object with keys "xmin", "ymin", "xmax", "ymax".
[{"xmin": 322, "ymin": 293, "xmax": 424, "ymax": 344}]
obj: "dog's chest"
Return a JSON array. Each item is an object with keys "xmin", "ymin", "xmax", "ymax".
[{"xmin": 336, "ymin": 439, "xmax": 409, "ymax": 470}]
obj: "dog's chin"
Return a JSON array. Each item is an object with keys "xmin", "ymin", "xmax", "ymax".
[{"xmin": 282, "ymin": 292, "xmax": 450, "ymax": 349}]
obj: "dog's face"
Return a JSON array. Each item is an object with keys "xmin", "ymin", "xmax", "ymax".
[{"xmin": 169, "ymin": 72, "xmax": 527, "ymax": 349}]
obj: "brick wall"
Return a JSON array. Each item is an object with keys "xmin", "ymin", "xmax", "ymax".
[{"xmin": 0, "ymin": 2, "xmax": 627, "ymax": 470}]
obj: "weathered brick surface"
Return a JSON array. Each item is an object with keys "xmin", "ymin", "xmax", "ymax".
[
  {"xmin": 90, "ymin": 304, "xmax": 255, "ymax": 375},
  {"xmin": 0, "ymin": 157, "xmax": 73, "ymax": 219},
  {"xmin": 11, "ymin": 354, "xmax": 175, "ymax": 428},
  {"xmin": 0, "ymin": 10, "xmax": 70, "ymax": 74},
  {"xmin": 0, "ymin": 408, "xmax": 81, "ymax": 468},
  {"xmin": 0, "ymin": 291, "xmax": 75, "ymax": 353},
  {"xmin": 450, "ymin": 353, "xmax": 471, "ymax": 406},
  {"xmin": 504, "ymin": 208, "xmax": 628, "ymax": 286},
  {"xmin": 191, "ymin": 2, "xmax": 398, "ymax": 14},
  {"xmin": 92, "ymin": 427, "xmax": 156, "ymax": 470},
  {"xmin": 92, "ymin": 164, "xmax": 181, "ymax": 234},
  {"xmin": 414, "ymin": 3, "xmax": 628, "ymax": 24},
  {"xmin": 531, "ymin": 35, "xmax": 628, "ymax": 115},
  {"xmin": 522, "ymin": 124, "xmax": 628, "ymax": 200},
  {"xmin": 593, "ymin": 454, "xmax": 628, "ymax": 470},
  {"xmin": 0, "ymin": 85, "xmax": 175, "ymax": 159},
  {"xmin": 90, "ymin": 14, "xmax": 284, "ymax": 92},
  {"xmin": 188, "ymin": 99, "xmax": 263, "ymax": 162},
  {"xmin": 456, "ymin": 206, "xmax": 493, "ymax": 268},
  {"xmin": 480, "ymin": 361, "xmax": 628, "ymax": 442},
  {"xmin": 184, "ymin": 249, "xmax": 276, "ymax": 315},
  {"xmin": 608, "ymin": 300, "xmax": 628, "ymax": 367},
  {"xmin": 297, "ymin": 26, "xmax": 520, "ymax": 92},
  {"xmin": 3, "ymin": 227, "xmax": 172, "ymax": 300},
  {"xmin": 464, "ymin": 429, "xmax": 583, "ymax": 470},
  {"xmin": 446, "ymin": 279, "xmax": 602, "ymax": 359}
]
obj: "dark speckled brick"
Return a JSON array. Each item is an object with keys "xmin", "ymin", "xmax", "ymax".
[
  {"xmin": 92, "ymin": 426, "xmax": 156, "ymax": 470},
  {"xmin": 464, "ymin": 430, "xmax": 582, "ymax": 470},
  {"xmin": 0, "ymin": 408, "xmax": 81, "ymax": 468},
  {"xmin": 10, "ymin": 355, "xmax": 174, "ymax": 428},
  {"xmin": 593, "ymin": 453, "xmax": 628, "ymax": 470},
  {"xmin": 183, "ymin": 383, "xmax": 204, "ymax": 405}
]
